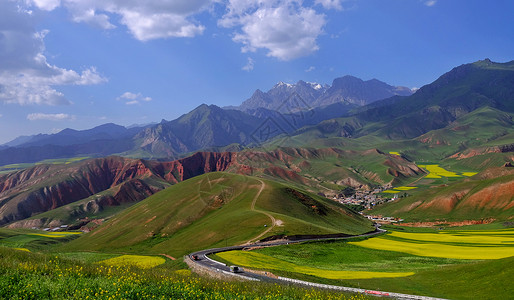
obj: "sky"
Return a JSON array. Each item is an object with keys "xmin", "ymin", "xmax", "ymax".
[{"xmin": 0, "ymin": 0, "xmax": 513, "ymax": 144}]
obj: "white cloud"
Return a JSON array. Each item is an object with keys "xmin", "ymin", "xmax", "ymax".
[
  {"xmin": 220, "ymin": 0, "xmax": 326, "ymax": 61},
  {"xmin": 23, "ymin": 0, "xmax": 344, "ymax": 61},
  {"xmin": 315, "ymin": 0, "xmax": 343, "ymax": 10},
  {"xmin": 27, "ymin": 0, "xmax": 211, "ymax": 40},
  {"xmin": 305, "ymin": 66, "xmax": 315, "ymax": 72},
  {"xmin": 0, "ymin": 2, "xmax": 106, "ymax": 105},
  {"xmin": 424, "ymin": 0, "xmax": 437, "ymax": 7},
  {"xmin": 118, "ymin": 92, "xmax": 139, "ymax": 100},
  {"xmin": 242, "ymin": 57, "xmax": 255, "ymax": 71},
  {"xmin": 27, "ymin": 113, "xmax": 76, "ymax": 121},
  {"xmin": 31, "ymin": 0, "xmax": 61, "ymax": 11},
  {"xmin": 117, "ymin": 92, "xmax": 152, "ymax": 105}
]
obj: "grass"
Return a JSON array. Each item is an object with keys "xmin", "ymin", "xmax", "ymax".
[
  {"xmin": 0, "ymin": 157, "xmax": 90, "ymax": 173},
  {"xmin": 371, "ymin": 166, "xmax": 514, "ymax": 222},
  {"xmin": 61, "ymin": 173, "xmax": 373, "ymax": 256},
  {"xmin": 217, "ymin": 251, "xmax": 414, "ymax": 279},
  {"xmin": 0, "ymin": 228, "xmax": 82, "ymax": 251},
  {"xmin": 0, "ymin": 247, "xmax": 369, "ymax": 300},
  {"xmin": 216, "ymin": 228, "xmax": 514, "ymax": 299}
]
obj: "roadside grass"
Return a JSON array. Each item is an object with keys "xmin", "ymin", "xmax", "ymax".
[
  {"xmin": 216, "ymin": 250, "xmax": 414, "ymax": 280},
  {"xmin": 0, "ymin": 247, "xmax": 369, "ymax": 300}
]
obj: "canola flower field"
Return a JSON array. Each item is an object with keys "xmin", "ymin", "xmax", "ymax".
[
  {"xmin": 417, "ymin": 164, "xmax": 477, "ymax": 179},
  {"xmin": 28, "ymin": 232, "xmax": 82, "ymax": 239},
  {"xmin": 349, "ymin": 229, "xmax": 514, "ymax": 260},
  {"xmin": 98, "ymin": 255, "xmax": 166, "ymax": 269},
  {"xmin": 216, "ymin": 251, "xmax": 414, "ymax": 280},
  {"xmin": 381, "ymin": 164, "xmax": 478, "ymax": 193},
  {"xmin": 0, "ymin": 247, "xmax": 369, "ymax": 299}
]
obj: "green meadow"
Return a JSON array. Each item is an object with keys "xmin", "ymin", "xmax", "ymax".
[
  {"xmin": 214, "ymin": 226, "xmax": 514, "ymax": 299},
  {"xmin": 0, "ymin": 232, "xmax": 368, "ymax": 300}
]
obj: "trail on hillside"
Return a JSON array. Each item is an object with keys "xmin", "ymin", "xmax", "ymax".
[{"xmin": 245, "ymin": 179, "xmax": 277, "ymax": 244}]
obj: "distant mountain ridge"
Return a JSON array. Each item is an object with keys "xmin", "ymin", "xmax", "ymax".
[
  {"xmin": 236, "ymin": 75, "xmax": 413, "ymax": 112},
  {"xmin": 1, "ymin": 60, "xmax": 513, "ymax": 165},
  {"xmin": 287, "ymin": 59, "xmax": 514, "ymax": 142}
]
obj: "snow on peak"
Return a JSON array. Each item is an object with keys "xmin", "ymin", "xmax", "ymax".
[
  {"xmin": 275, "ymin": 81, "xmax": 294, "ymax": 88},
  {"xmin": 308, "ymin": 82, "xmax": 323, "ymax": 90}
]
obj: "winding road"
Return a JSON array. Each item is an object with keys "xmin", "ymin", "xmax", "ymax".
[
  {"xmin": 245, "ymin": 179, "xmax": 276, "ymax": 244},
  {"xmin": 188, "ymin": 228, "xmax": 448, "ymax": 300}
]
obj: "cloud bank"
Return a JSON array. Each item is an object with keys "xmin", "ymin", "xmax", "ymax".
[
  {"xmin": 0, "ymin": 1, "xmax": 106, "ymax": 106},
  {"xmin": 23, "ymin": 0, "xmax": 346, "ymax": 61},
  {"xmin": 220, "ymin": 0, "xmax": 326, "ymax": 61}
]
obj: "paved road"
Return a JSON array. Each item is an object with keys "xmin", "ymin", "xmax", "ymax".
[{"xmin": 188, "ymin": 228, "xmax": 448, "ymax": 300}]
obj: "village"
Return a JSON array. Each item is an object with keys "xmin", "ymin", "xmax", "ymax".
[{"xmin": 332, "ymin": 185, "xmax": 404, "ymax": 224}]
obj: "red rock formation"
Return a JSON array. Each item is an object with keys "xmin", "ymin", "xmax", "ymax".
[{"xmin": 0, "ymin": 153, "xmax": 239, "ymax": 226}]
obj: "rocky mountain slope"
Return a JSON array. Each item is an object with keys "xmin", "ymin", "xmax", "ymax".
[
  {"xmin": 237, "ymin": 76, "xmax": 412, "ymax": 112},
  {"xmin": 1, "ymin": 147, "xmax": 423, "ymax": 228}
]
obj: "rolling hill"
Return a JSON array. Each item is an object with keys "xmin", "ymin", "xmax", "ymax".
[
  {"xmin": 1, "ymin": 146, "xmax": 424, "ymax": 229},
  {"xmin": 60, "ymin": 172, "xmax": 375, "ymax": 256},
  {"xmin": 371, "ymin": 166, "xmax": 514, "ymax": 222}
]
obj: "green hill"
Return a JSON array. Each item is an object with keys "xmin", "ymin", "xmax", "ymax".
[
  {"xmin": 371, "ymin": 167, "xmax": 514, "ymax": 222},
  {"xmin": 61, "ymin": 172, "xmax": 374, "ymax": 256}
]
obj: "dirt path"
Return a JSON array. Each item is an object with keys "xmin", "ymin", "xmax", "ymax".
[
  {"xmin": 245, "ymin": 179, "xmax": 276, "ymax": 244},
  {"xmin": 159, "ymin": 253, "xmax": 176, "ymax": 260}
]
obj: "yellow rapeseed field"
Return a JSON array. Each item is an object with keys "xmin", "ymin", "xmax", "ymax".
[
  {"xmin": 394, "ymin": 186, "xmax": 418, "ymax": 191},
  {"xmin": 98, "ymin": 255, "xmax": 165, "ymax": 269},
  {"xmin": 461, "ymin": 172, "xmax": 478, "ymax": 177},
  {"xmin": 28, "ymin": 232, "xmax": 82, "ymax": 238},
  {"xmin": 217, "ymin": 251, "xmax": 414, "ymax": 279},
  {"xmin": 388, "ymin": 230, "xmax": 514, "ymax": 245},
  {"xmin": 350, "ymin": 229, "xmax": 514, "ymax": 260},
  {"xmin": 14, "ymin": 248, "xmax": 31, "ymax": 252},
  {"xmin": 417, "ymin": 164, "xmax": 461, "ymax": 178}
]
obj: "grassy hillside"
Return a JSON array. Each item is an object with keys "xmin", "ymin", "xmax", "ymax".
[
  {"xmin": 61, "ymin": 172, "xmax": 373, "ymax": 256},
  {"xmin": 371, "ymin": 167, "xmax": 514, "ymax": 222}
]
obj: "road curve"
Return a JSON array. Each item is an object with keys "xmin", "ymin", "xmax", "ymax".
[
  {"xmin": 245, "ymin": 179, "xmax": 276, "ymax": 244},
  {"xmin": 187, "ymin": 228, "xmax": 448, "ymax": 300}
]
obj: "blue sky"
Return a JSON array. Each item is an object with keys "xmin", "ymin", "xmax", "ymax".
[{"xmin": 0, "ymin": 0, "xmax": 513, "ymax": 144}]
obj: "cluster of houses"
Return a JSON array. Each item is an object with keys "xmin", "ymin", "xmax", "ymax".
[
  {"xmin": 330, "ymin": 185, "xmax": 405, "ymax": 223},
  {"xmin": 333, "ymin": 185, "xmax": 399, "ymax": 209},
  {"xmin": 362, "ymin": 214, "xmax": 404, "ymax": 223},
  {"xmin": 39, "ymin": 224, "xmax": 69, "ymax": 231}
]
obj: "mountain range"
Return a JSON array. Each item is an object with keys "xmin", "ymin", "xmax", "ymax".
[
  {"xmin": 234, "ymin": 76, "xmax": 413, "ymax": 112},
  {"xmin": 1, "ymin": 59, "xmax": 512, "ymax": 167},
  {"xmin": 0, "ymin": 58, "xmax": 513, "ymax": 231},
  {"xmin": 0, "ymin": 75, "xmax": 415, "ymax": 165}
]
